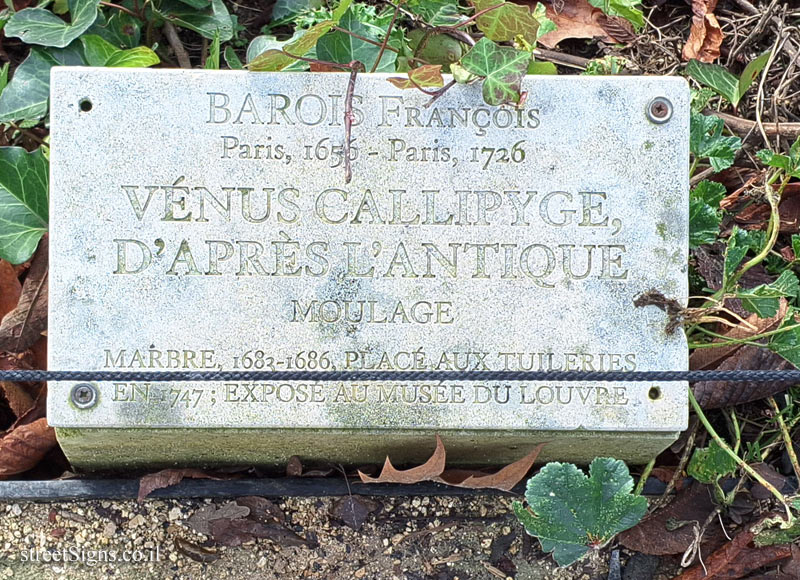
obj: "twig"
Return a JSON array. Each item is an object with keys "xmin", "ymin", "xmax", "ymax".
[
  {"xmin": 423, "ymin": 79, "xmax": 457, "ymax": 109},
  {"xmin": 731, "ymin": 0, "xmax": 800, "ymax": 63},
  {"xmin": 453, "ymin": 3, "xmax": 505, "ymax": 29},
  {"xmin": 332, "ymin": 26, "xmax": 401, "ymax": 54},
  {"xmin": 651, "ymin": 420, "xmax": 698, "ymax": 511},
  {"xmin": 755, "ymin": 30, "xmax": 787, "ymax": 151},
  {"xmin": 768, "ymin": 397, "xmax": 800, "ymax": 484},
  {"xmin": 163, "ymin": 22, "xmax": 191, "ymax": 69},
  {"xmin": 634, "ymin": 458, "xmax": 656, "ymax": 496},
  {"xmin": 705, "ymin": 109, "xmax": 800, "ymax": 140},
  {"xmin": 99, "ymin": 1, "xmax": 142, "ymax": 20},
  {"xmin": 690, "ymin": 166, "xmax": 716, "ymax": 187},
  {"xmin": 344, "ymin": 62, "xmax": 361, "ymax": 184},
  {"xmin": 688, "ymin": 389, "xmax": 792, "ymax": 520},
  {"xmin": 533, "ymin": 48, "xmax": 590, "ymax": 70},
  {"xmin": 370, "ymin": 3, "xmax": 400, "ymax": 73}
]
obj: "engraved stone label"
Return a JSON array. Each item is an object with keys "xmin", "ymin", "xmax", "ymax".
[{"xmin": 48, "ymin": 69, "xmax": 689, "ymax": 468}]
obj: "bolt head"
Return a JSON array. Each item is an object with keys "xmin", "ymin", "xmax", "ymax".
[
  {"xmin": 647, "ymin": 97, "xmax": 673, "ymax": 124},
  {"xmin": 71, "ymin": 383, "xmax": 98, "ymax": 409}
]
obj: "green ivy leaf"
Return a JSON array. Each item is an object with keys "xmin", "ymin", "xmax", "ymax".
[
  {"xmin": 512, "ymin": 458, "xmax": 647, "ymax": 567},
  {"xmin": 690, "ymin": 112, "xmax": 742, "ymax": 172},
  {"xmin": 80, "ymin": 34, "xmax": 118, "ymax": 66},
  {"xmin": 757, "ymin": 137, "xmax": 800, "ymax": 178},
  {"xmin": 0, "ymin": 147, "xmax": 49, "ymax": 265},
  {"xmin": 5, "ymin": 0, "xmax": 100, "ymax": 48},
  {"xmin": 154, "ymin": 0, "xmax": 233, "ymax": 42},
  {"xmin": 0, "ymin": 43, "xmax": 84, "ymax": 124},
  {"xmin": 687, "ymin": 441, "xmax": 738, "ymax": 484},
  {"xmin": 86, "ymin": 10, "xmax": 141, "ymax": 49},
  {"xmin": 686, "ymin": 52, "xmax": 769, "ymax": 107},
  {"xmin": 248, "ymin": 22, "xmax": 333, "ymax": 71},
  {"xmin": 458, "ymin": 37, "xmax": 530, "ymax": 106},
  {"xmin": 792, "ymin": 234, "xmax": 800, "ymax": 262},
  {"xmin": 105, "ymin": 46, "xmax": 160, "ymax": 67},
  {"xmin": 387, "ymin": 64, "xmax": 444, "ymax": 90},
  {"xmin": 689, "ymin": 180, "xmax": 725, "ymax": 249},
  {"xmin": 528, "ymin": 60, "xmax": 557, "ymax": 75},
  {"xmin": 737, "ymin": 271, "xmax": 800, "ymax": 318},
  {"xmin": 224, "ymin": 45, "xmax": 243, "ymax": 69},
  {"xmin": 0, "ymin": 49, "xmax": 58, "ymax": 123},
  {"xmin": 272, "ymin": 0, "xmax": 322, "ymax": 21},
  {"xmin": 470, "ymin": 0, "xmax": 540, "ymax": 45},
  {"xmin": 80, "ymin": 34, "xmax": 159, "ymax": 67},
  {"xmin": 768, "ymin": 307, "xmax": 800, "ymax": 368},
  {"xmin": 587, "ymin": 0, "xmax": 644, "ymax": 31},
  {"xmin": 407, "ymin": 0, "xmax": 464, "ymax": 26},
  {"xmin": 316, "ymin": 8, "xmax": 399, "ymax": 72}
]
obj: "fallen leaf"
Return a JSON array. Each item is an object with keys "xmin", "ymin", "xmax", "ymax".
[
  {"xmin": 0, "ymin": 236, "xmax": 48, "ymax": 353},
  {"xmin": 137, "ymin": 468, "xmax": 221, "ymax": 501},
  {"xmin": 435, "ymin": 443, "xmax": 544, "ymax": 491},
  {"xmin": 734, "ymin": 189, "xmax": 800, "ymax": 233},
  {"xmin": 675, "ymin": 524, "xmax": 792, "ymax": 579},
  {"xmin": 0, "ymin": 381, "xmax": 34, "ymax": 419},
  {"xmin": 0, "ymin": 417, "xmax": 57, "ymax": 477},
  {"xmin": 619, "ymin": 483, "xmax": 723, "ymax": 556},
  {"xmin": 689, "ymin": 298, "xmax": 787, "ymax": 371},
  {"xmin": 0, "ymin": 260, "xmax": 21, "ymax": 320},
  {"xmin": 682, "ymin": 0, "xmax": 723, "ymax": 63},
  {"xmin": 174, "ymin": 538, "xmax": 220, "ymax": 563},
  {"xmin": 331, "ymin": 496, "xmax": 379, "ymax": 531},
  {"xmin": 209, "ymin": 518, "xmax": 309, "ymax": 548},
  {"xmin": 693, "ymin": 344, "xmax": 792, "ymax": 408},
  {"xmin": 750, "ymin": 462, "xmax": 791, "ymax": 500},
  {"xmin": 358, "ymin": 434, "xmax": 446, "ymax": 484},
  {"xmin": 235, "ymin": 496, "xmax": 285, "ymax": 525},
  {"xmin": 186, "ymin": 502, "xmax": 250, "ymax": 535},
  {"xmin": 531, "ymin": 0, "xmax": 621, "ymax": 49}
]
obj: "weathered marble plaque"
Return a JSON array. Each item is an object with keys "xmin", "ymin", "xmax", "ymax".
[{"xmin": 48, "ymin": 68, "xmax": 689, "ymax": 469}]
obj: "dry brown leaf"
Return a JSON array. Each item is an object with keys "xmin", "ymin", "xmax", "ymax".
[
  {"xmin": 531, "ymin": 0, "xmax": 620, "ymax": 49},
  {"xmin": 619, "ymin": 483, "xmax": 724, "ymax": 556},
  {"xmin": 0, "ymin": 237, "xmax": 48, "ymax": 353},
  {"xmin": 0, "ymin": 260, "xmax": 21, "ymax": 321},
  {"xmin": 434, "ymin": 443, "xmax": 544, "ymax": 491},
  {"xmin": 0, "ymin": 417, "xmax": 57, "ymax": 477},
  {"xmin": 689, "ymin": 299, "xmax": 788, "ymax": 371},
  {"xmin": 675, "ymin": 523, "xmax": 792, "ymax": 580},
  {"xmin": 682, "ymin": 0, "xmax": 723, "ymax": 63},
  {"xmin": 693, "ymin": 339, "xmax": 792, "ymax": 409},
  {"xmin": 0, "ymin": 381, "xmax": 34, "ymax": 419},
  {"xmin": 137, "ymin": 468, "xmax": 221, "ymax": 501},
  {"xmin": 358, "ymin": 435, "xmax": 445, "ymax": 484}
]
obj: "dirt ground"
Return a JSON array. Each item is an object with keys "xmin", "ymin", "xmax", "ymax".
[{"xmin": 0, "ymin": 495, "xmax": 679, "ymax": 580}]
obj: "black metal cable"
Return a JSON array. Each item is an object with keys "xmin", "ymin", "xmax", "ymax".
[{"xmin": 0, "ymin": 369, "xmax": 798, "ymax": 382}]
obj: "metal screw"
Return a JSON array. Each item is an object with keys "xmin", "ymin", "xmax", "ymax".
[
  {"xmin": 71, "ymin": 383, "xmax": 98, "ymax": 409},
  {"xmin": 647, "ymin": 97, "xmax": 673, "ymax": 124}
]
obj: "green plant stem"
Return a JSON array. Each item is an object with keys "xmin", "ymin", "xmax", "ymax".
[
  {"xmin": 729, "ymin": 174, "xmax": 790, "ymax": 288},
  {"xmin": 687, "ymin": 322, "xmax": 800, "ymax": 349},
  {"xmin": 634, "ymin": 458, "xmax": 655, "ymax": 496},
  {"xmin": 688, "ymin": 389, "xmax": 792, "ymax": 519},
  {"xmin": 768, "ymin": 397, "xmax": 800, "ymax": 483},
  {"xmin": 689, "ymin": 157, "xmax": 698, "ymax": 178}
]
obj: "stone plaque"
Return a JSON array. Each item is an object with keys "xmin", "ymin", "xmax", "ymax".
[{"xmin": 48, "ymin": 68, "xmax": 689, "ymax": 469}]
